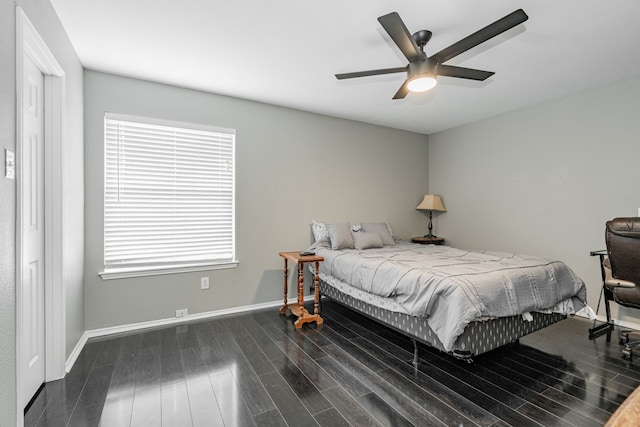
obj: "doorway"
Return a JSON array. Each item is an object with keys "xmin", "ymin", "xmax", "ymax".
[
  {"xmin": 20, "ymin": 49, "xmax": 46, "ymax": 408},
  {"xmin": 16, "ymin": 6, "xmax": 67, "ymax": 413}
]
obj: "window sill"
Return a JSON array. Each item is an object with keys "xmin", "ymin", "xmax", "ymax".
[{"xmin": 99, "ymin": 261, "xmax": 239, "ymax": 280}]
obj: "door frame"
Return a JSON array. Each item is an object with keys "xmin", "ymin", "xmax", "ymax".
[{"xmin": 16, "ymin": 6, "xmax": 66, "ymax": 412}]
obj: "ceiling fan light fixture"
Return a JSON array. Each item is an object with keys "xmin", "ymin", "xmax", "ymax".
[
  {"xmin": 407, "ymin": 75, "xmax": 437, "ymax": 92},
  {"xmin": 406, "ymin": 59, "xmax": 438, "ymax": 93}
]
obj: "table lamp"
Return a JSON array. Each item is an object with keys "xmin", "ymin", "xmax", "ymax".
[{"xmin": 416, "ymin": 195, "xmax": 446, "ymax": 238}]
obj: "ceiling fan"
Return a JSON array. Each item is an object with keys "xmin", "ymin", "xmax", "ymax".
[{"xmin": 335, "ymin": 9, "xmax": 528, "ymax": 99}]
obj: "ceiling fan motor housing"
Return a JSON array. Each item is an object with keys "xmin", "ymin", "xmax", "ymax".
[{"xmin": 408, "ymin": 59, "xmax": 437, "ymax": 79}]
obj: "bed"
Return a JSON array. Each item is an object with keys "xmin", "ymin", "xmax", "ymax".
[{"xmin": 308, "ymin": 221, "xmax": 593, "ymax": 361}]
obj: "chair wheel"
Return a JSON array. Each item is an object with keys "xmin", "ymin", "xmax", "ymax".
[{"xmin": 622, "ymin": 347, "xmax": 633, "ymax": 360}]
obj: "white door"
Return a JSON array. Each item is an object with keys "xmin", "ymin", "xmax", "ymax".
[{"xmin": 21, "ymin": 52, "xmax": 46, "ymax": 407}]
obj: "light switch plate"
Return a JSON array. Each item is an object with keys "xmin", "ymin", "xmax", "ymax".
[{"xmin": 5, "ymin": 149, "xmax": 15, "ymax": 179}]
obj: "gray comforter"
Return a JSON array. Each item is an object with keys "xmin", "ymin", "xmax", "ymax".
[{"xmin": 315, "ymin": 242, "xmax": 588, "ymax": 351}]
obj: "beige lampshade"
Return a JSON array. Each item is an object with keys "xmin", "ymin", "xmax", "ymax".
[{"xmin": 416, "ymin": 194, "xmax": 446, "ymax": 212}]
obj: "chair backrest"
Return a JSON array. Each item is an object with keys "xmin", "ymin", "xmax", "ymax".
[{"xmin": 606, "ymin": 217, "xmax": 640, "ymax": 293}]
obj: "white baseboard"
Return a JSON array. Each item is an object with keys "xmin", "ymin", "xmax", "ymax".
[
  {"xmin": 65, "ymin": 295, "xmax": 316, "ymax": 373},
  {"xmin": 66, "ymin": 332, "xmax": 89, "ymax": 373}
]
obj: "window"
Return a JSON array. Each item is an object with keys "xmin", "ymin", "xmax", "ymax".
[{"xmin": 100, "ymin": 113, "xmax": 236, "ymax": 279}]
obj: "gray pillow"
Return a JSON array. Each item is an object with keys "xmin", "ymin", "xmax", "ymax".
[
  {"xmin": 361, "ymin": 222, "xmax": 395, "ymax": 246},
  {"xmin": 352, "ymin": 232, "xmax": 383, "ymax": 250},
  {"xmin": 326, "ymin": 222, "xmax": 354, "ymax": 249}
]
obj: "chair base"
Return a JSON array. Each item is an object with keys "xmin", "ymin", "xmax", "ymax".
[
  {"xmin": 619, "ymin": 330, "xmax": 640, "ymax": 360},
  {"xmin": 589, "ymin": 321, "xmax": 615, "ymax": 340}
]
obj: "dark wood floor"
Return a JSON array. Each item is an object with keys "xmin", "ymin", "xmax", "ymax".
[{"xmin": 25, "ymin": 300, "xmax": 639, "ymax": 426}]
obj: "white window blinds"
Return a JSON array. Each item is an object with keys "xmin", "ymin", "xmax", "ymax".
[{"xmin": 104, "ymin": 114, "xmax": 235, "ymax": 274}]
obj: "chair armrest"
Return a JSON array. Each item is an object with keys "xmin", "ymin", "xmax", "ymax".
[{"xmin": 604, "ymin": 264, "xmax": 636, "ymax": 288}]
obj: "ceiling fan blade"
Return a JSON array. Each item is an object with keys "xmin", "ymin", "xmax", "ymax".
[
  {"xmin": 392, "ymin": 80, "xmax": 410, "ymax": 99},
  {"xmin": 335, "ymin": 67, "xmax": 406, "ymax": 80},
  {"xmin": 437, "ymin": 65, "xmax": 494, "ymax": 81},
  {"xmin": 378, "ymin": 12, "xmax": 425, "ymax": 63},
  {"xmin": 431, "ymin": 9, "xmax": 528, "ymax": 65}
]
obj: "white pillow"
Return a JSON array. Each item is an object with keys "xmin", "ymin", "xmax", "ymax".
[
  {"xmin": 326, "ymin": 222, "xmax": 354, "ymax": 249},
  {"xmin": 361, "ymin": 222, "xmax": 395, "ymax": 246},
  {"xmin": 352, "ymin": 232, "xmax": 383, "ymax": 250},
  {"xmin": 311, "ymin": 220, "xmax": 328, "ymax": 243}
]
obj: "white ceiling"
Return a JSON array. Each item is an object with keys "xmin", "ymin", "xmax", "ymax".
[{"xmin": 49, "ymin": 0, "xmax": 640, "ymax": 135}]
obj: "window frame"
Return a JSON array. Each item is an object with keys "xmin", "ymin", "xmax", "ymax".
[{"xmin": 99, "ymin": 113, "xmax": 238, "ymax": 280}]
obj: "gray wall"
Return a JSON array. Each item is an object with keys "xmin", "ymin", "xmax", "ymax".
[
  {"xmin": 0, "ymin": 0, "xmax": 84, "ymax": 425},
  {"xmin": 429, "ymin": 75, "xmax": 640, "ymax": 326},
  {"xmin": 84, "ymin": 70, "xmax": 429, "ymax": 330}
]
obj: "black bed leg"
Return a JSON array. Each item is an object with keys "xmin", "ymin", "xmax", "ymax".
[{"xmin": 411, "ymin": 339, "xmax": 419, "ymax": 366}]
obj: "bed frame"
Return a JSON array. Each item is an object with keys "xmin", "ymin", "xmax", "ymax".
[{"xmin": 319, "ymin": 279, "xmax": 567, "ymax": 363}]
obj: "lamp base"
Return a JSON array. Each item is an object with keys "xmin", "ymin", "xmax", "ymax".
[{"xmin": 425, "ymin": 211, "xmax": 436, "ymax": 239}]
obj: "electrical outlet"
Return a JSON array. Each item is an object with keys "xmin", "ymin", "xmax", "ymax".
[
  {"xmin": 200, "ymin": 277, "xmax": 210, "ymax": 290},
  {"xmin": 637, "ymin": 207, "xmax": 640, "ymax": 217},
  {"xmin": 175, "ymin": 308, "xmax": 188, "ymax": 318}
]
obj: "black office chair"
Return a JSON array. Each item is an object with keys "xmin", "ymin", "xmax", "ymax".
[{"xmin": 604, "ymin": 217, "xmax": 640, "ymax": 359}]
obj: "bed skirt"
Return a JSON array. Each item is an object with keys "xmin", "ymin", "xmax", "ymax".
[{"xmin": 319, "ymin": 279, "xmax": 567, "ymax": 360}]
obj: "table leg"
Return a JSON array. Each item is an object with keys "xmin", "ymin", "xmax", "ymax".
[
  {"xmin": 297, "ymin": 261, "xmax": 304, "ymax": 307},
  {"xmin": 313, "ymin": 261, "xmax": 320, "ymax": 315},
  {"xmin": 279, "ymin": 258, "xmax": 288, "ymax": 314}
]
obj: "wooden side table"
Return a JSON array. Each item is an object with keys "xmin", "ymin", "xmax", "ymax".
[
  {"xmin": 278, "ymin": 251, "xmax": 324, "ymax": 328},
  {"xmin": 411, "ymin": 236, "xmax": 445, "ymax": 245}
]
